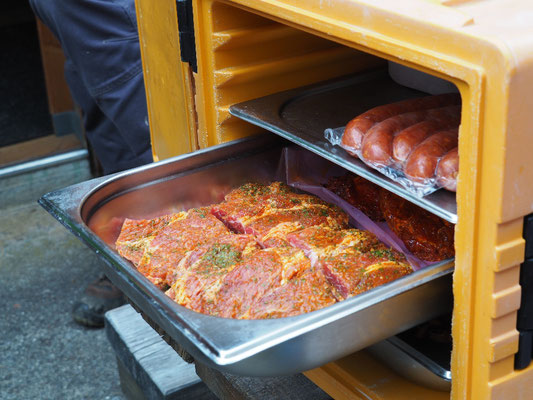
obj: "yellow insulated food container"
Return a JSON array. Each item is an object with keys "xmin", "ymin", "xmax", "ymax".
[{"xmin": 135, "ymin": 0, "xmax": 533, "ymax": 398}]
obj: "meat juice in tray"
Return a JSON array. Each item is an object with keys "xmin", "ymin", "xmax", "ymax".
[
  {"xmin": 325, "ymin": 93, "xmax": 461, "ymax": 196},
  {"xmin": 114, "ymin": 147, "xmax": 452, "ymax": 320}
]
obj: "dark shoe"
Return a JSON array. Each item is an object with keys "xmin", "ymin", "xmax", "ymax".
[{"xmin": 72, "ymin": 275, "xmax": 125, "ymax": 328}]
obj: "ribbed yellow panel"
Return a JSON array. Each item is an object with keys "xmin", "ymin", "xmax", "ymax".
[
  {"xmin": 193, "ymin": 0, "xmax": 384, "ymax": 148},
  {"xmin": 135, "ymin": 0, "xmax": 197, "ymax": 161}
]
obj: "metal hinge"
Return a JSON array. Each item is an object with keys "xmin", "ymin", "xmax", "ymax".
[{"xmin": 176, "ymin": 0, "xmax": 197, "ymax": 72}]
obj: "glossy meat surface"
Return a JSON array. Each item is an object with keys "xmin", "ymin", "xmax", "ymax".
[
  {"xmin": 287, "ymin": 226, "xmax": 380, "ymax": 265},
  {"xmin": 115, "ymin": 182, "xmax": 416, "ymax": 319},
  {"xmin": 213, "ymin": 182, "xmax": 349, "ymax": 246},
  {"xmin": 135, "ymin": 208, "xmax": 229, "ymax": 289},
  {"xmin": 247, "ymin": 267, "xmax": 338, "ymax": 319},
  {"xmin": 289, "ymin": 226, "xmax": 411, "ymax": 298},
  {"xmin": 325, "ymin": 173, "xmax": 455, "ymax": 262},
  {"xmin": 116, "ymin": 213, "xmax": 178, "ymax": 265},
  {"xmin": 213, "ymin": 247, "xmax": 313, "ymax": 319},
  {"xmin": 380, "ymin": 191, "xmax": 455, "ymax": 261},
  {"xmin": 325, "ymin": 175, "xmax": 384, "ymax": 221},
  {"xmin": 165, "ymin": 234, "xmax": 259, "ymax": 314}
]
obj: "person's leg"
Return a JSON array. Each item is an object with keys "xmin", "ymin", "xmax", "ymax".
[
  {"xmin": 29, "ymin": 0, "xmax": 152, "ymax": 174},
  {"xmin": 29, "ymin": 0, "xmax": 153, "ymax": 326},
  {"xmin": 63, "ymin": 62, "xmax": 152, "ymax": 174}
]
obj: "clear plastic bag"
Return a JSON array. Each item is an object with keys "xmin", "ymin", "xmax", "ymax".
[
  {"xmin": 325, "ymin": 126, "xmax": 456, "ymax": 197},
  {"xmin": 278, "ymin": 146, "xmax": 435, "ymax": 270}
]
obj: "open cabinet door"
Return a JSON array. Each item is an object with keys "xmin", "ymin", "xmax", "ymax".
[{"xmin": 135, "ymin": 0, "xmax": 198, "ymax": 161}]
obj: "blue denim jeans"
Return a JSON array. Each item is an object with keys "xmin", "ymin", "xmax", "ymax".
[{"xmin": 30, "ymin": 0, "xmax": 153, "ymax": 174}]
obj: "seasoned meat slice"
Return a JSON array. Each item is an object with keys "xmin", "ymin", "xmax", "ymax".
[
  {"xmin": 288, "ymin": 226, "xmax": 412, "ymax": 299},
  {"xmin": 136, "ymin": 208, "xmax": 229, "ymax": 289},
  {"xmin": 212, "ymin": 182, "xmax": 348, "ymax": 246},
  {"xmin": 212, "ymin": 182, "xmax": 324, "ymax": 230},
  {"xmin": 247, "ymin": 205, "xmax": 348, "ymax": 247},
  {"xmin": 213, "ymin": 247, "xmax": 311, "ymax": 319},
  {"xmin": 115, "ymin": 213, "xmax": 179, "ymax": 265},
  {"xmin": 320, "ymin": 246, "xmax": 412, "ymax": 299},
  {"xmin": 248, "ymin": 268, "xmax": 338, "ymax": 319},
  {"xmin": 379, "ymin": 190, "xmax": 455, "ymax": 261},
  {"xmin": 325, "ymin": 175, "xmax": 385, "ymax": 221},
  {"xmin": 165, "ymin": 234, "xmax": 259, "ymax": 314},
  {"xmin": 287, "ymin": 226, "xmax": 380, "ymax": 265}
]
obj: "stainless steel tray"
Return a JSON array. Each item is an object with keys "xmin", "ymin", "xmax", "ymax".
[
  {"xmin": 39, "ymin": 135, "xmax": 453, "ymax": 376},
  {"xmin": 367, "ymin": 336, "xmax": 451, "ymax": 391},
  {"xmin": 230, "ymin": 70, "xmax": 458, "ymax": 223}
]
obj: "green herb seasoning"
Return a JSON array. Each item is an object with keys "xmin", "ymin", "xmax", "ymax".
[
  {"xmin": 369, "ymin": 248, "xmax": 396, "ymax": 261},
  {"xmin": 201, "ymin": 244, "xmax": 241, "ymax": 270}
]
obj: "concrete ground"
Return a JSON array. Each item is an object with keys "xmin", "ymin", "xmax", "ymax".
[{"xmin": 0, "ymin": 158, "xmax": 125, "ymax": 400}]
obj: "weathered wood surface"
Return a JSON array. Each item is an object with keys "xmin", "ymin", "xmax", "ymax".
[
  {"xmin": 105, "ymin": 305, "xmax": 215, "ymax": 400},
  {"xmin": 195, "ymin": 362, "xmax": 332, "ymax": 400},
  {"xmin": 107, "ymin": 304, "xmax": 332, "ymax": 400}
]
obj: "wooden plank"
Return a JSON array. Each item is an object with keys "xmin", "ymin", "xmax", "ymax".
[
  {"xmin": 195, "ymin": 362, "xmax": 331, "ymax": 400},
  {"xmin": 35, "ymin": 20, "xmax": 75, "ymax": 114},
  {"xmin": 0, "ymin": 134, "xmax": 82, "ymax": 167},
  {"xmin": 105, "ymin": 305, "xmax": 216, "ymax": 400}
]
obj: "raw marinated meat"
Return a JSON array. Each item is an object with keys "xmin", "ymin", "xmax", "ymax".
[
  {"xmin": 116, "ymin": 213, "xmax": 179, "ymax": 265},
  {"xmin": 115, "ymin": 181, "xmax": 416, "ymax": 319},
  {"xmin": 325, "ymin": 173, "xmax": 455, "ymax": 262},
  {"xmin": 165, "ymin": 234, "xmax": 259, "ymax": 314},
  {"xmin": 212, "ymin": 182, "xmax": 349, "ymax": 246},
  {"xmin": 380, "ymin": 190, "xmax": 455, "ymax": 261},
  {"xmin": 247, "ymin": 267, "xmax": 338, "ymax": 319},
  {"xmin": 288, "ymin": 226, "xmax": 411, "ymax": 298},
  {"xmin": 287, "ymin": 226, "xmax": 380, "ymax": 265},
  {"xmin": 213, "ymin": 247, "xmax": 312, "ymax": 319},
  {"xmin": 136, "ymin": 208, "xmax": 230, "ymax": 289},
  {"xmin": 325, "ymin": 175, "xmax": 385, "ymax": 221}
]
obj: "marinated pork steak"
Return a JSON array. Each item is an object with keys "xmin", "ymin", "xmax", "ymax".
[
  {"xmin": 213, "ymin": 247, "xmax": 314, "ymax": 319},
  {"xmin": 325, "ymin": 175, "xmax": 385, "ymax": 221},
  {"xmin": 379, "ymin": 190, "xmax": 454, "ymax": 261},
  {"xmin": 116, "ymin": 213, "xmax": 180, "ymax": 265},
  {"xmin": 288, "ymin": 226, "xmax": 412, "ymax": 299},
  {"xmin": 325, "ymin": 173, "xmax": 455, "ymax": 262},
  {"xmin": 321, "ymin": 253, "xmax": 412, "ymax": 299},
  {"xmin": 115, "ymin": 182, "xmax": 416, "ymax": 319},
  {"xmin": 165, "ymin": 234, "xmax": 259, "ymax": 314},
  {"xmin": 212, "ymin": 182, "xmax": 349, "ymax": 246},
  {"xmin": 135, "ymin": 208, "xmax": 230, "ymax": 289},
  {"xmin": 247, "ymin": 267, "xmax": 338, "ymax": 319},
  {"xmin": 287, "ymin": 226, "xmax": 381, "ymax": 266}
]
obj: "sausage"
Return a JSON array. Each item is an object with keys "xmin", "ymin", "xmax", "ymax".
[
  {"xmin": 361, "ymin": 105, "xmax": 460, "ymax": 167},
  {"xmin": 341, "ymin": 93, "xmax": 461, "ymax": 155},
  {"xmin": 392, "ymin": 105, "xmax": 461, "ymax": 164},
  {"xmin": 361, "ymin": 110, "xmax": 430, "ymax": 166},
  {"xmin": 436, "ymin": 147, "xmax": 459, "ymax": 191},
  {"xmin": 404, "ymin": 129, "xmax": 458, "ymax": 183}
]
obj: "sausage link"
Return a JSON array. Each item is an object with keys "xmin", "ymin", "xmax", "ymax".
[
  {"xmin": 361, "ymin": 105, "xmax": 461, "ymax": 167},
  {"xmin": 392, "ymin": 105, "xmax": 461, "ymax": 164},
  {"xmin": 361, "ymin": 110, "xmax": 430, "ymax": 166},
  {"xmin": 404, "ymin": 129, "xmax": 458, "ymax": 183},
  {"xmin": 341, "ymin": 93, "xmax": 460, "ymax": 155},
  {"xmin": 436, "ymin": 147, "xmax": 459, "ymax": 192}
]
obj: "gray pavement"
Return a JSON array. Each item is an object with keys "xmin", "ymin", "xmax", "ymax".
[{"xmin": 0, "ymin": 158, "xmax": 125, "ymax": 400}]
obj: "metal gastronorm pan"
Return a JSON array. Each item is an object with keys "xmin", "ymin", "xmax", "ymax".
[{"xmin": 39, "ymin": 134, "xmax": 453, "ymax": 376}]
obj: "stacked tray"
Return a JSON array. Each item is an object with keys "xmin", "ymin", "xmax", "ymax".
[
  {"xmin": 40, "ymin": 135, "xmax": 453, "ymax": 376},
  {"xmin": 229, "ymin": 69, "xmax": 457, "ymax": 223}
]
